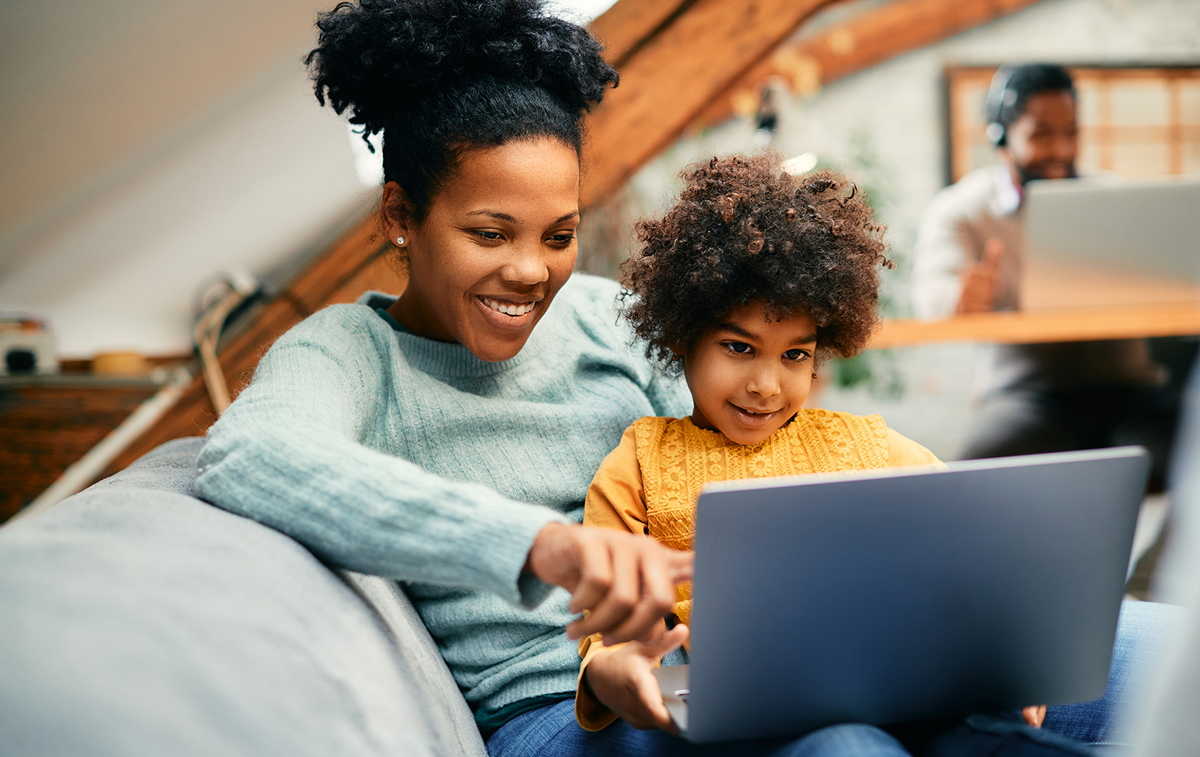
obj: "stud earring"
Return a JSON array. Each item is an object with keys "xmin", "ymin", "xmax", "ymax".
[
  {"xmin": 395, "ymin": 235, "xmax": 406, "ymax": 246},
  {"xmin": 811, "ymin": 372, "xmax": 818, "ymax": 380}
]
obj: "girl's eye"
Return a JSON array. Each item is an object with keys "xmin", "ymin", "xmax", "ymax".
[
  {"xmin": 547, "ymin": 233, "xmax": 576, "ymax": 245},
  {"xmin": 784, "ymin": 349, "xmax": 811, "ymax": 363},
  {"xmin": 724, "ymin": 341, "xmax": 752, "ymax": 355},
  {"xmin": 473, "ymin": 230, "xmax": 503, "ymax": 241}
]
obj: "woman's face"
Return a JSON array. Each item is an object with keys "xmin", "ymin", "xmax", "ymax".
[{"xmin": 385, "ymin": 138, "xmax": 580, "ymax": 362}]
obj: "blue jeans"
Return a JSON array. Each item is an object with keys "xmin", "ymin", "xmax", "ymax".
[{"xmin": 487, "ymin": 601, "xmax": 1180, "ymax": 757}]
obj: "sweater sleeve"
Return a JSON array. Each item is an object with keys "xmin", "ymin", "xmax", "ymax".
[
  {"xmin": 193, "ymin": 306, "xmax": 568, "ymax": 609},
  {"xmin": 574, "ymin": 425, "xmax": 652, "ymax": 730},
  {"xmin": 886, "ymin": 428, "xmax": 945, "ymax": 469}
]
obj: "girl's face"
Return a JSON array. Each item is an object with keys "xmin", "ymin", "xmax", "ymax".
[
  {"xmin": 384, "ymin": 138, "xmax": 580, "ymax": 362},
  {"xmin": 684, "ymin": 302, "xmax": 818, "ymax": 446}
]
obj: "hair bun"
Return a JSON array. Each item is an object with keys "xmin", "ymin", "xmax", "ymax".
[{"xmin": 307, "ymin": 0, "xmax": 616, "ymax": 138}]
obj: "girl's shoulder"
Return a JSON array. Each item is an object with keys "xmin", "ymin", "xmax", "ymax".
[{"xmin": 794, "ymin": 407, "xmax": 887, "ymax": 432}]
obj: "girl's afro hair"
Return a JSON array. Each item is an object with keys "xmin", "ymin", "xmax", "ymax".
[{"xmin": 622, "ymin": 152, "xmax": 893, "ymax": 370}]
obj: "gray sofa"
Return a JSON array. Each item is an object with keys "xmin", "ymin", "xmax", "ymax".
[{"xmin": 0, "ymin": 437, "xmax": 488, "ymax": 757}]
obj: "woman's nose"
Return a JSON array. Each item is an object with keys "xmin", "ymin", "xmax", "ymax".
[{"xmin": 502, "ymin": 244, "xmax": 550, "ymax": 285}]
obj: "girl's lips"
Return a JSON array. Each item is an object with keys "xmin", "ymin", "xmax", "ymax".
[
  {"xmin": 474, "ymin": 295, "xmax": 538, "ymax": 331},
  {"xmin": 729, "ymin": 403, "xmax": 781, "ymax": 427}
]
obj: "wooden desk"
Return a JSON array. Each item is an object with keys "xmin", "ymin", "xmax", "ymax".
[
  {"xmin": 874, "ymin": 303, "xmax": 1200, "ymax": 349},
  {"xmin": 874, "ymin": 258, "xmax": 1200, "ymax": 349}
]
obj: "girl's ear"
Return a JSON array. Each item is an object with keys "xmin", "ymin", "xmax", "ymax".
[{"xmin": 381, "ymin": 182, "xmax": 415, "ymax": 243}]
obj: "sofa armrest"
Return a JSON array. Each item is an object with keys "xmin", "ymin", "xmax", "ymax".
[{"xmin": 0, "ymin": 438, "xmax": 486, "ymax": 757}]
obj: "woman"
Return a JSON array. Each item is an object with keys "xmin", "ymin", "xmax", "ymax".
[{"xmin": 194, "ymin": 1, "xmax": 1171, "ymax": 755}]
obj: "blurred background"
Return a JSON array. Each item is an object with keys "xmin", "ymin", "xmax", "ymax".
[{"xmin": 2, "ymin": 0, "xmax": 1198, "ymax": 538}]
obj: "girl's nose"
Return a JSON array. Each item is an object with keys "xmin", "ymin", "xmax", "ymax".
[{"xmin": 747, "ymin": 365, "xmax": 781, "ymax": 397}]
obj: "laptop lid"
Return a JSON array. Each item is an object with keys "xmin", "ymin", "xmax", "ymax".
[
  {"xmin": 676, "ymin": 447, "xmax": 1148, "ymax": 744},
  {"xmin": 1023, "ymin": 176, "xmax": 1200, "ymax": 310}
]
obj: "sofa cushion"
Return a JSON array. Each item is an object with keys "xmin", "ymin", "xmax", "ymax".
[{"xmin": 0, "ymin": 437, "xmax": 485, "ymax": 757}]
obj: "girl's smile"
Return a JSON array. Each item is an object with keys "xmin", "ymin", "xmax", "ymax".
[{"xmin": 684, "ymin": 302, "xmax": 818, "ymax": 446}]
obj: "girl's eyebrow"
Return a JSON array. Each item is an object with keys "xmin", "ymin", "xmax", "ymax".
[
  {"xmin": 717, "ymin": 322, "xmax": 754, "ymax": 338},
  {"xmin": 718, "ymin": 323, "xmax": 818, "ymax": 345}
]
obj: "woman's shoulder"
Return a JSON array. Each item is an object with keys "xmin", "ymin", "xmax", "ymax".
[
  {"xmin": 280, "ymin": 299, "xmax": 393, "ymax": 342},
  {"xmin": 551, "ymin": 274, "xmax": 623, "ymax": 320},
  {"xmin": 260, "ymin": 301, "xmax": 399, "ymax": 371},
  {"xmin": 541, "ymin": 274, "xmax": 634, "ymax": 348}
]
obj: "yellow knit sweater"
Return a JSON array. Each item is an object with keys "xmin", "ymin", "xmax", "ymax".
[{"xmin": 574, "ymin": 409, "xmax": 941, "ymax": 730}]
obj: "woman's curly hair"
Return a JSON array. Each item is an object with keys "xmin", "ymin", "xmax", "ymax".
[
  {"xmin": 306, "ymin": 0, "xmax": 618, "ymax": 221},
  {"xmin": 622, "ymin": 153, "xmax": 892, "ymax": 371}
]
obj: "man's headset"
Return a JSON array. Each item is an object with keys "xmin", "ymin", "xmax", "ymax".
[{"xmin": 984, "ymin": 67, "xmax": 1018, "ymax": 147}]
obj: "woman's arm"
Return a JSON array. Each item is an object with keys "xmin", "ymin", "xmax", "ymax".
[
  {"xmin": 196, "ymin": 304, "xmax": 687, "ymax": 643},
  {"xmin": 195, "ymin": 306, "xmax": 562, "ymax": 606}
]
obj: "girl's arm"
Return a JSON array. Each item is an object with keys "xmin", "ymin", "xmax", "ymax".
[{"xmin": 576, "ymin": 426, "xmax": 688, "ymax": 732}]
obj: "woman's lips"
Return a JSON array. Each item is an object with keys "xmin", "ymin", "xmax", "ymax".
[{"xmin": 475, "ymin": 295, "xmax": 539, "ymax": 331}]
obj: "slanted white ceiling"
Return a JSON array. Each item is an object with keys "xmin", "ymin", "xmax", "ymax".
[{"xmin": 0, "ymin": 0, "xmax": 377, "ymax": 356}]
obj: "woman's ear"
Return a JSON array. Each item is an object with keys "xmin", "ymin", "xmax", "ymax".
[{"xmin": 381, "ymin": 182, "xmax": 414, "ymax": 245}]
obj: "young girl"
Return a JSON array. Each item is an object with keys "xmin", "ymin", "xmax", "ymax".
[{"xmin": 573, "ymin": 153, "xmax": 1070, "ymax": 753}]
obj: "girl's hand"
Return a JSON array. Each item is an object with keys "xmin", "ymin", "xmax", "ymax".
[
  {"xmin": 583, "ymin": 624, "xmax": 690, "ymax": 733},
  {"xmin": 526, "ymin": 522, "xmax": 693, "ymax": 644},
  {"xmin": 1023, "ymin": 705, "xmax": 1047, "ymax": 728}
]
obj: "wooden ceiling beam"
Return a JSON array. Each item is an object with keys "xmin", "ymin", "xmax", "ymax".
[
  {"xmin": 694, "ymin": 0, "xmax": 1047, "ymax": 127},
  {"xmin": 588, "ymin": 0, "xmax": 696, "ymax": 68},
  {"xmin": 580, "ymin": 0, "xmax": 844, "ymax": 207}
]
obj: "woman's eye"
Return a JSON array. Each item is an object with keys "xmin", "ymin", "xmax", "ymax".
[
  {"xmin": 724, "ymin": 341, "xmax": 752, "ymax": 355},
  {"xmin": 473, "ymin": 230, "xmax": 503, "ymax": 241},
  {"xmin": 784, "ymin": 349, "xmax": 811, "ymax": 363},
  {"xmin": 547, "ymin": 233, "xmax": 576, "ymax": 245}
]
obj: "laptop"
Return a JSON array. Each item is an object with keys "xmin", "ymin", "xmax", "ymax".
[
  {"xmin": 653, "ymin": 447, "xmax": 1149, "ymax": 743},
  {"xmin": 1023, "ymin": 176, "xmax": 1200, "ymax": 309}
]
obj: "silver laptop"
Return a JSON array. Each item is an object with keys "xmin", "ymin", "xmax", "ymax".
[
  {"xmin": 1023, "ymin": 176, "xmax": 1200, "ymax": 309},
  {"xmin": 654, "ymin": 447, "xmax": 1149, "ymax": 743}
]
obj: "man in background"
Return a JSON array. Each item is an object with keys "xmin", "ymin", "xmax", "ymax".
[{"xmin": 911, "ymin": 63, "xmax": 1181, "ymax": 492}]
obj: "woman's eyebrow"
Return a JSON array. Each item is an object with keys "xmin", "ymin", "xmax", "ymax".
[
  {"xmin": 466, "ymin": 210, "xmax": 519, "ymax": 222},
  {"xmin": 465, "ymin": 210, "xmax": 580, "ymax": 224}
]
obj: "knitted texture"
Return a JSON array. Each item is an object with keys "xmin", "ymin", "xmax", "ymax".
[
  {"xmin": 633, "ymin": 409, "xmax": 890, "ymax": 626},
  {"xmin": 194, "ymin": 274, "xmax": 691, "ymax": 725}
]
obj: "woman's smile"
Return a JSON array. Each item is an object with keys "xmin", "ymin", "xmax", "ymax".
[{"xmin": 475, "ymin": 295, "xmax": 540, "ymax": 330}]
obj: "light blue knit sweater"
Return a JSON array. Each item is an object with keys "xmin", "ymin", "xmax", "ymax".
[{"xmin": 194, "ymin": 274, "xmax": 690, "ymax": 727}]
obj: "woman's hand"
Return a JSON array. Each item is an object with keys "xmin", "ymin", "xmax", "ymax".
[
  {"xmin": 1022, "ymin": 705, "xmax": 1047, "ymax": 728},
  {"xmin": 525, "ymin": 522, "xmax": 693, "ymax": 643},
  {"xmin": 583, "ymin": 624, "xmax": 691, "ymax": 734}
]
